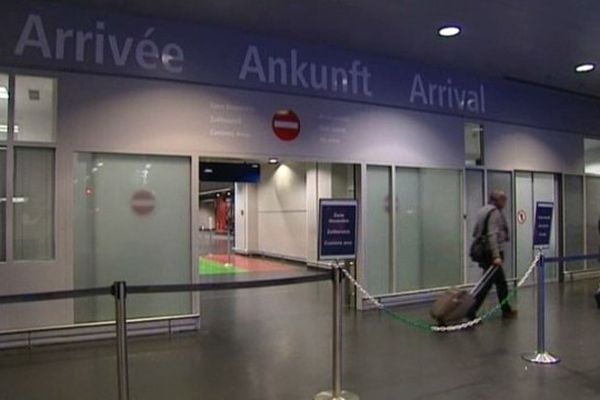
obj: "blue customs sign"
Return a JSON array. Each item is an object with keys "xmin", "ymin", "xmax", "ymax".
[
  {"xmin": 318, "ymin": 199, "xmax": 358, "ymax": 261},
  {"xmin": 533, "ymin": 201, "xmax": 554, "ymax": 247}
]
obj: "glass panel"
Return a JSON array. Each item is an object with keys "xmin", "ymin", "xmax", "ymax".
[
  {"xmin": 533, "ymin": 173, "xmax": 558, "ymax": 280},
  {"xmin": 584, "ymin": 138, "xmax": 600, "ymax": 175},
  {"xmin": 586, "ymin": 176, "xmax": 600, "ymax": 269},
  {"xmin": 14, "ymin": 75, "xmax": 56, "ymax": 142},
  {"xmin": 465, "ymin": 169, "xmax": 485, "ymax": 283},
  {"xmin": 488, "ymin": 171, "xmax": 514, "ymax": 278},
  {"xmin": 74, "ymin": 153, "xmax": 191, "ymax": 322},
  {"xmin": 465, "ymin": 122, "xmax": 484, "ymax": 166},
  {"xmin": 395, "ymin": 168, "xmax": 463, "ymax": 291},
  {"xmin": 395, "ymin": 168, "xmax": 420, "ymax": 291},
  {"xmin": 366, "ymin": 165, "xmax": 391, "ymax": 295},
  {"xmin": 0, "ymin": 74, "xmax": 8, "ymax": 141},
  {"xmin": 0, "ymin": 147, "xmax": 5, "ymax": 260},
  {"xmin": 515, "ymin": 172, "xmax": 533, "ymax": 281},
  {"xmin": 13, "ymin": 147, "xmax": 55, "ymax": 260},
  {"xmin": 564, "ymin": 175, "xmax": 584, "ymax": 271},
  {"xmin": 331, "ymin": 163, "xmax": 355, "ymax": 199}
]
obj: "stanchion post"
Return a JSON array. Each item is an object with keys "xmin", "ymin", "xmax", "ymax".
[
  {"xmin": 225, "ymin": 187, "xmax": 234, "ymax": 267},
  {"xmin": 314, "ymin": 262, "xmax": 359, "ymax": 400},
  {"xmin": 113, "ymin": 281, "xmax": 130, "ymax": 400},
  {"xmin": 522, "ymin": 254, "xmax": 560, "ymax": 364},
  {"xmin": 225, "ymin": 208, "xmax": 233, "ymax": 267},
  {"xmin": 226, "ymin": 227, "xmax": 232, "ymax": 267}
]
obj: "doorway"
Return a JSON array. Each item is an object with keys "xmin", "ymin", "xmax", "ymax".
[{"xmin": 198, "ymin": 159, "xmax": 357, "ymax": 278}]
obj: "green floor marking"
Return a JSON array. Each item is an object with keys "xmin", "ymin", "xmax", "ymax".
[{"xmin": 199, "ymin": 258, "xmax": 247, "ymax": 275}]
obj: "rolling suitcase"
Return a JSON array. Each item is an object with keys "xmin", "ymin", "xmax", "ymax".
[{"xmin": 430, "ymin": 265, "xmax": 498, "ymax": 326}]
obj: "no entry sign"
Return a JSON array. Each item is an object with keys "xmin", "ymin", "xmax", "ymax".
[
  {"xmin": 272, "ymin": 109, "xmax": 300, "ymax": 141},
  {"xmin": 131, "ymin": 189, "xmax": 156, "ymax": 216},
  {"xmin": 517, "ymin": 209, "xmax": 527, "ymax": 224},
  {"xmin": 318, "ymin": 199, "xmax": 358, "ymax": 261}
]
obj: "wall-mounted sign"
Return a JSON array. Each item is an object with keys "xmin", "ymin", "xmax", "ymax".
[
  {"xmin": 318, "ymin": 199, "xmax": 357, "ymax": 261},
  {"xmin": 517, "ymin": 209, "xmax": 527, "ymax": 224},
  {"xmin": 533, "ymin": 201, "xmax": 553, "ymax": 247},
  {"xmin": 272, "ymin": 109, "xmax": 300, "ymax": 141},
  {"xmin": 131, "ymin": 189, "xmax": 156, "ymax": 216},
  {"xmin": 1, "ymin": 2, "xmax": 600, "ymax": 134},
  {"xmin": 200, "ymin": 162, "xmax": 261, "ymax": 183}
]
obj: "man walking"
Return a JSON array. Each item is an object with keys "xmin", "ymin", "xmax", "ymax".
[{"xmin": 468, "ymin": 190, "xmax": 518, "ymax": 320}]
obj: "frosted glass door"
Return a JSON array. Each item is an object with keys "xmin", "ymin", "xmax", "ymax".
[
  {"xmin": 366, "ymin": 166, "xmax": 391, "ymax": 295},
  {"xmin": 586, "ymin": 176, "xmax": 600, "ymax": 269},
  {"xmin": 395, "ymin": 168, "xmax": 463, "ymax": 291},
  {"xmin": 533, "ymin": 173, "xmax": 558, "ymax": 279},
  {"xmin": 515, "ymin": 172, "xmax": 558, "ymax": 282},
  {"xmin": 465, "ymin": 169, "xmax": 485, "ymax": 283},
  {"xmin": 487, "ymin": 171, "xmax": 514, "ymax": 278},
  {"xmin": 564, "ymin": 175, "xmax": 584, "ymax": 271},
  {"xmin": 515, "ymin": 172, "xmax": 534, "ymax": 281},
  {"xmin": 74, "ymin": 153, "xmax": 192, "ymax": 322}
]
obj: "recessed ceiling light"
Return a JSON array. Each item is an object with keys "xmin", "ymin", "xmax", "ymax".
[
  {"xmin": 268, "ymin": 157, "xmax": 279, "ymax": 165},
  {"xmin": 438, "ymin": 25, "xmax": 461, "ymax": 38},
  {"xmin": 575, "ymin": 63, "xmax": 595, "ymax": 73}
]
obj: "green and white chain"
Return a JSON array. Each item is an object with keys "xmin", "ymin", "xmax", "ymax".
[{"xmin": 340, "ymin": 251, "xmax": 541, "ymax": 333}]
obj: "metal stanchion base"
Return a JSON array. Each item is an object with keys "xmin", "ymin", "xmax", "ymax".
[
  {"xmin": 314, "ymin": 390, "xmax": 359, "ymax": 400},
  {"xmin": 522, "ymin": 352, "xmax": 561, "ymax": 364}
]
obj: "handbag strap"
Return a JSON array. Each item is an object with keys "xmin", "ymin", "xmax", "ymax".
[{"xmin": 478, "ymin": 207, "xmax": 496, "ymax": 239}]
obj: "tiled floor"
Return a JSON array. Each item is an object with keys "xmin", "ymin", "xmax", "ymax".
[{"xmin": 1, "ymin": 278, "xmax": 599, "ymax": 399}]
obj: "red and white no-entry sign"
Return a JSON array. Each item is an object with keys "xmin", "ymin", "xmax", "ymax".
[
  {"xmin": 272, "ymin": 109, "xmax": 300, "ymax": 141},
  {"xmin": 131, "ymin": 189, "xmax": 156, "ymax": 216},
  {"xmin": 517, "ymin": 209, "xmax": 527, "ymax": 224}
]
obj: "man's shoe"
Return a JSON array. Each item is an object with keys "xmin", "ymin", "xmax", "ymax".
[{"xmin": 502, "ymin": 309, "xmax": 518, "ymax": 319}]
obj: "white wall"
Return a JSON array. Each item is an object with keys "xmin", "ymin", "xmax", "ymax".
[
  {"xmin": 234, "ymin": 183, "xmax": 258, "ymax": 253},
  {"xmin": 235, "ymin": 163, "xmax": 340, "ymax": 263},
  {"xmin": 485, "ymin": 122, "xmax": 584, "ymax": 174},
  {"xmin": 306, "ymin": 163, "xmax": 334, "ymax": 264},
  {"xmin": 58, "ymin": 72, "xmax": 467, "ymax": 168},
  {"xmin": 199, "ymin": 201, "xmax": 215, "ymax": 230},
  {"xmin": 257, "ymin": 162, "xmax": 308, "ymax": 260}
]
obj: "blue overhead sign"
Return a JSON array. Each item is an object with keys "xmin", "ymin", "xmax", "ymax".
[
  {"xmin": 319, "ymin": 200, "xmax": 358, "ymax": 261},
  {"xmin": 1, "ymin": 1, "xmax": 600, "ymax": 134},
  {"xmin": 533, "ymin": 202, "xmax": 554, "ymax": 247}
]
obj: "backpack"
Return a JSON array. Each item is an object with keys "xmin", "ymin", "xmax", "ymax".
[{"xmin": 469, "ymin": 208, "xmax": 495, "ymax": 264}]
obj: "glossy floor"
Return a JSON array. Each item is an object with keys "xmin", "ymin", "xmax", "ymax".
[
  {"xmin": 200, "ymin": 254, "xmax": 303, "ymax": 275},
  {"xmin": 0, "ymin": 278, "xmax": 599, "ymax": 400}
]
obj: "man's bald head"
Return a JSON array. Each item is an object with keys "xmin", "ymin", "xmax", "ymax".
[{"xmin": 489, "ymin": 190, "xmax": 507, "ymax": 210}]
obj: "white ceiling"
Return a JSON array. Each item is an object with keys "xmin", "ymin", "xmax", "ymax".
[{"xmin": 45, "ymin": 0, "xmax": 600, "ymax": 97}]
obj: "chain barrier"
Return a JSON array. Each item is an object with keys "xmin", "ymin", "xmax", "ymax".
[{"xmin": 341, "ymin": 251, "xmax": 541, "ymax": 333}]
